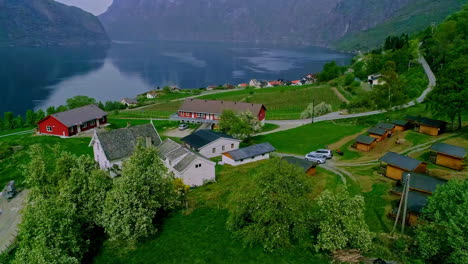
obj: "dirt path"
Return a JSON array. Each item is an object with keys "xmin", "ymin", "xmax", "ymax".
[
  {"xmin": 0, "ymin": 190, "xmax": 29, "ymax": 253},
  {"xmin": 332, "ymin": 87, "xmax": 350, "ymax": 104},
  {"xmin": 328, "ymin": 129, "xmax": 368, "ymax": 150}
]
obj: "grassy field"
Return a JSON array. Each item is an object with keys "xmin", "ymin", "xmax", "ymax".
[{"xmin": 251, "ymin": 121, "xmax": 367, "ymax": 155}]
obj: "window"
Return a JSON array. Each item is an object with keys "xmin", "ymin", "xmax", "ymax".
[
  {"xmin": 195, "ymin": 164, "xmax": 202, "ymax": 168},
  {"xmin": 240, "ymin": 159, "xmax": 244, "ymax": 162},
  {"xmin": 70, "ymin": 126, "xmax": 74, "ymax": 132},
  {"xmin": 197, "ymin": 113, "xmax": 203, "ymax": 118},
  {"xmin": 212, "ymin": 148, "xmax": 216, "ymax": 153},
  {"xmin": 82, "ymin": 122, "xmax": 88, "ymax": 128},
  {"xmin": 46, "ymin": 126, "xmax": 53, "ymax": 132},
  {"xmin": 90, "ymin": 120, "xmax": 96, "ymax": 125},
  {"xmin": 231, "ymin": 144, "xmax": 234, "ymax": 149},
  {"xmin": 222, "ymin": 145, "xmax": 225, "ymax": 151}
]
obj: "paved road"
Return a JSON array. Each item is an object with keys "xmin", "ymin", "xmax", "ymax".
[
  {"xmin": 262, "ymin": 54, "xmax": 436, "ymax": 134},
  {"xmin": 0, "ymin": 129, "xmax": 34, "ymax": 138}
]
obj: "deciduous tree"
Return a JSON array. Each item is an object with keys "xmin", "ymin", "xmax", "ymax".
[{"xmin": 66, "ymin": 95, "xmax": 96, "ymax": 109}]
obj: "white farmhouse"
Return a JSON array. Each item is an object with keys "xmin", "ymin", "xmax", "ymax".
[
  {"xmin": 90, "ymin": 123, "xmax": 162, "ymax": 174},
  {"xmin": 158, "ymin": 139, "xmax": 216, "ymax": 187},
  {"xmin": 181, "ymin": 130, "xmax": 241, "ymax": 158},
  {"xmin": 222, "ymin": 143, "xmax": 275, "ymax": 166}
]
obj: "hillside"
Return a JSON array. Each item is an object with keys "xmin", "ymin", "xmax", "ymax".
[
  {"xmin": 0, "ymin": 0, "xmax": 110, "ymax": 47},
  {"xmin": 100, "ymin": 0, "xmax": 465, "ymax": 49},
  {"xmin": 335, "ymin": 0, "xmax": 468, "ymax": 50}
]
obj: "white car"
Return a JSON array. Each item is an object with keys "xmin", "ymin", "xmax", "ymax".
[
  {"xmin": 309, "ymin": 149, "xmax": 333, "ymax": 159},
  {"xmin": 304, "ymin": 153, "xmax": 326, "ymax": 164},
  {"xmin": 178, "ymin": 124, "xmax": 189, "ymax": 131}
]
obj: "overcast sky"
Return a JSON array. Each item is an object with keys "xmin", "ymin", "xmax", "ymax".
[{"xmin": 55, "ymin": 0, "xmax": 113, "ymax": 15}]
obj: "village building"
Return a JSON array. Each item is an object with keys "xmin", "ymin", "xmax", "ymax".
[
  {"xmin": 355, "ymin": 135, "xmax": 377, "ymax": 152},
  {"xmin": 377, "ymin": 122, "xmax": 396, "ymax": 133},
  {"xmin": 237, "ymin": 83, "xmax": 248, "ymax": 88},
  {"xmin": 268, "ymin": 81, "xmax": 282, "ymax": 87},
  {"xmin": 174, "ymin": 99, "xmax": 267, "ymax": 125},
  {"xmin": 158, "ymin": 139, "xmax": 216, "ymax": 187},
  {"xmin": 90, "ymin": 123, "xmax": 162, "ymax": 172},
  {"xmin": 206, "ymin": 85, "xmax": 217, "ymax": 91},
  {"xmin": 389, "ymin": 191, "xmax": 428, "ymax": 226},
  {"xmin": 282, "ymin": 156, "xmax": 317, "ymax": 176},
  {"xmin": 368, "ymin": 74, "xmax": 384, "ymax": 86},
  {"xmin": 291, "ymin": 80, "xmax": 302, "ymax": 86},
  {"xmin": 146, "ymin": 91, "xmax": 158, "ymax": 99},
  {"xmin": 393, "ymin": 120, "xmax": 410, "ymax": 132},
  {"xmin": 121, "ymin": 98, "xmax": 138, "ymax": 107},
  {"xmin": 37, "ymin": 104, "xmax": 107, "ymax": 137},
  {"xmin": 368, "ymin": 126, "xmax": 389, "ymax": 142},
  {"xmin": 249, "ymin": 79, "xmax": 262, "ymax": 88},
  {"xmin": 181, "ymin": 130, "xmax": 241, "ymax": 158},
  {"xmin": 379, "ymin": 152, "xmax": 427, "ymax": 180},
  {"xmin": 392, "ymin": 172, "xmax": 447, "ymax": 195},
  {"xmin": 406, "ymin": 116, "xmax": 447, "ymax": 136},
  {"xmin": 222, "ymin": 143, "xmax": 275, "ymax": 166},
  {"xmin": 429, "ymin": 143, "xmax": 466, "ymax": 170}
]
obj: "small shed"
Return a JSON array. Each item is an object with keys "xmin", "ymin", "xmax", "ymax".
[
  {"xmin": 368, "ymin": 127, "xmax": 388, "ymax": 142},
  {"xmin": 389, "ymin": 191, "xmax": 428, "ymax": 226},
  {"xmin": 355, "ymin": 135, "xmax": 377, "ymax": 152},
  {"xmin": 377, "ymin": 122, "xmax": 396, "ymax": 133},
  {"xmin": 379, "ymin": 152, "xmax": 427, "ymax": 180},
  {"xmin": 282, "ymin": 156, "xmax": 317, "ymax": 176},
  {"xmin": 406, "ymin": 116, "xmax": 447, "ymax": 136},
  {"xmin": 393, "ymin": 120, "xmax": 410, "ymax": 132},
  {"xmin": 429, "ymin": 143, "xmax": 466, "ymax": 171},
  {"xmin": 398, "ymin": 172, "xmax": 447, "ymax": 195},
  {"xmin": 222, "ymin": 143, "xmax": 275, "ymax": 166}
]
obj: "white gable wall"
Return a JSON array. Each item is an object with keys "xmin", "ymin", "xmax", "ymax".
[
  {"xmin": 222, "ymin": 153, "xmax": 270, "ymax": 166},
  {"xmin": 173, "ymin": 157, "xmax": 216, "ymax": 187},
  {"xmin": 198, "ymin": 138, "xmax": 241, "ymax": 158}
]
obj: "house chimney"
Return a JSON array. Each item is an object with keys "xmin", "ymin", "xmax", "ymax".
[{"xmin": 146, "ymin": 137, "xmax": 152, "ymax": 148}]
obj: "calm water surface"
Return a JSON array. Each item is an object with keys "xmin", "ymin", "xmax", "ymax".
[{"xmin": 0, "ymin": 41, "xmax": 353, "ymax": 115}]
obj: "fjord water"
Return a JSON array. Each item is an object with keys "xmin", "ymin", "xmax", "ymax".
[{"xmin": 0, "ymin": 41, "xmax": 353, "ymax": 115}]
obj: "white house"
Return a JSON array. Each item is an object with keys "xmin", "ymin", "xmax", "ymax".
[
  {"xmin": 368, "ymin": 74, "xmax": 385, "ymax": 86},
  {"xmin": 121, "ymin": 98, "xmax": 138, "ymax": 107},
  {"xmin": 146, "ymin": 91, "xmax": 158, "ymax": 99},
  {"xmin": 89, "ymin": 123, "xmax": 162, "ymax": 175},
  {"xmin": 222, "ymin": 143, "xmax": 275, "ymax": 166},
  {"xmin": 181, "ymin": 130, "xmax": 242, "ymax": 158},
  {"xmin": 158, "ymin": 139, "xmax": 216, "ymax": 187}
]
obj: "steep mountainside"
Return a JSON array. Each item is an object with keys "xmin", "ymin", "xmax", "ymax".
[
  {"xmin": 0, "ymin": 0, "xmax": 110, "ymax": 47},
  {"xmin": 99, "ymin": 0, "xmax": 466, "ymax": 49}
]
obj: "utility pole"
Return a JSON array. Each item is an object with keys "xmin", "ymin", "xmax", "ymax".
[{"xmin": 392, "ymin": 173, "xmax": 411, "ymax": 234}]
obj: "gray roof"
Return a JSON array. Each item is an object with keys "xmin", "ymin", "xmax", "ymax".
[
  {"xmin": 377, "ymin": 122, "xmax": 395, "ymax": 131},
  {"xmin": 402, "ymin": 172, "xmax": 447, "ymax": 193},
  {"xmin": 430, "ymin": 143, "xmax": 466, "ymax": 158},
  {"xmin": 158, "ymin": 139, "xmax": 211, "ymax": 173},
  {"xmin": 182, "ymin": 130, "xmax": 239, "ymax": 149},
  {"xmin": 406, "ymin": 116, "xmax": 446, "ymax": 128},
  {"xmin": 96, "ymin": 124, "xmax": 161, "ymax": 161},
  {"xmin": 282, "ymin": 156, "xmax": 317, "ymax": 172},
  {"xmin": 50, "ymin": 104, "xmax": 107, "ymax": 127},
  {"xmin": 368, "ymin": 127, "xmax": 387, "ymax": 136},
  {"xmin": 379, "ymin": 152, "xmax": 423, "ymax": 171},
  {"xmin": 122, "ymin": 98, "xmax": 138, "ymax": 104},
  {"xmin": 356, "ymin": 135, "xmax": 377, "ymax": 145},
  {"xmin": 393, "ymin": 120, "xmax": 409, "ymax": 126},
  {"xmin": 226, "ymin": 143, "xmax": 275, "ymax": 161},
  {"xmin": 407, "ymin": 191, "xmax": 429, "ymax": 213}
]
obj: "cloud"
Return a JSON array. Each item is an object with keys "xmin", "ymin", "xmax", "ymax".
[{"xmin": 54, "ymin": 0, "xmax": 113, "ymax": 15}]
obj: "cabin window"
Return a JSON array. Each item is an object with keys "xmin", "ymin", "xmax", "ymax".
[
  {"xmin": 46, "ymin": 126, "xmax": 53, "ymax": 132},
  {"xmin": 222, "ymin": 145, "xmax": 225, "ymax": 151},
  {"xmin": 90, "ymin": 120, "xmax": 96, "ymax": 125},
  {"xmin": 231, "ymin": 143, "xmax": 234, "ymax": 149},
  {"xmin": 212, "ymin": 148, "xmax": 216, "ymax": 153}
]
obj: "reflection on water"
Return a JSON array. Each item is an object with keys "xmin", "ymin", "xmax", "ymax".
[{"xmin": 0, "ymin": 41, "xmax": 353, "ymax": 114}]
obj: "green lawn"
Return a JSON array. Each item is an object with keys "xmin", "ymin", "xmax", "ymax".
[{"xmin": 251, "ymin": 121, "xmax": 367, "ymax": 155}]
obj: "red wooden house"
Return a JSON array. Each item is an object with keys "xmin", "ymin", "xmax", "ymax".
[
  {"xmin": 175, "ymin": 99, "xmax": 266, "ymax": 124},
  {"xmin": 37, "ymin": 105, "xmax": 107, "ymax": 137}
]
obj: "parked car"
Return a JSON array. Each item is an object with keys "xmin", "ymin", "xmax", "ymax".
[
  {"xmin": 304, "ymin": 153, "xmax": 326, "ymax": 164},
  {"xmin": 309, "ymin": 149, "xmax": 333, "ymax": 159},
  {"xmin": 178, "ymin": 124, "xmax": 189, "ymax": 131}
]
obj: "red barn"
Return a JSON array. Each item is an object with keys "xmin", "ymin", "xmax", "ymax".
[
  {"xmin": 175, "ymin": 99, "xmax": 266, "ymax": 124},
  {"xmin": 37, "ymin": 105, "xmax": 107, "ymax": 137}
]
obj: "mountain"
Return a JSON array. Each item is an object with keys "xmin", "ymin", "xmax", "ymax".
[
  {"xmin": 0, "ymin": 0, "xmax": 110, "ymax": 47},
  {"xmin": 100, "ymin": 0, "xmax": 467, "ymax": 50}
]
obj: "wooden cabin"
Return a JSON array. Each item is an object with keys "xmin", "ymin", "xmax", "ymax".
[
  {"xmin": 406, "ymin": 116, "xmax": 447, "ymax": 136},
  {"xmin": 393, "ymin": 120, "xmax": 410, "ymax": 132},
  {"xmin": 377, "ymin": 122, "xmax": 396, "ymax": 133},
  {"xmin": 368, "ymin": 127, "xmax": 388, "ymax": 142},
  {"xmin": 379, "ymin": 152, "xmax": 427, "ymax": 180},
  {"xmin": 392, "ymin": 172, "xmax": 447, "ymax": 195},
  {"xmin": 389, "ymin": 191, "xmax": 428, "ymax": 226},
  {"xmin": 282, "ymin": 156, "xmax": 317, "ymax": 176},
  {"xmin": 429, "ymin": 143, "xmax": 466, "ymax": 171},
  {"xmin": 355, "ymin": 135, "xmax": 377, "ymax": 152}
]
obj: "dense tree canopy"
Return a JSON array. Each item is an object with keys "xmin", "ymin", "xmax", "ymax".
[
  {"xmin": 227, "ymin": 158, "xmax": 312, "ymax": 251},
  {"xmin": 218, "ymin": 110, "xmax": 261, "ymax": 140},
  {"xmin": 66, "ymin": 95, "xmax": 97, "ymax": 109}
]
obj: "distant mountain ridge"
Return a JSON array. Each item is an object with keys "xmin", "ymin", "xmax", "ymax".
[
  {"xmin": 0, "ymin": 0, "xmax": 110, "ymax": 47},
  {"xmin": 100, "ymin": 0, "xmax": 467, "ymax": 50}
]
